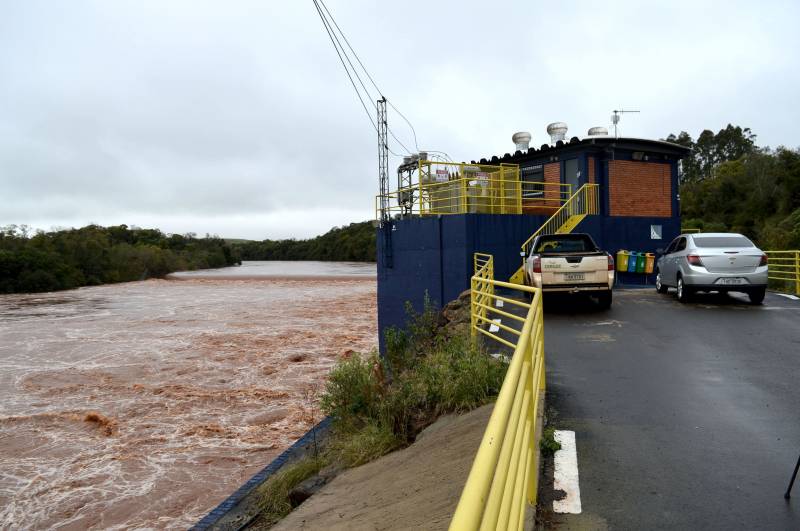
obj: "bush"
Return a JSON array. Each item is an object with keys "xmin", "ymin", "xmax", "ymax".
[
  {"xmin": 319, "ymin": 300, "xmax": 506, "ymax": 446},
  {"xmin": 318, "ymin": 353, "xmax": 385, "ymax": 431}
]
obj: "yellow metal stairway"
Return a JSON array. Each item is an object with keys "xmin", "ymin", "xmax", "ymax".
[{"xmin": 509, "ymin": 183, "xmax": 600, "ymax": 284}]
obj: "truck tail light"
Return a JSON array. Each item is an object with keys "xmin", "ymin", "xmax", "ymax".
[
  {"xmin": 759, "ymin": 254, "xmax": 768, "ymax": 267},
  {"xmin": 607, "ymin": 254, "xmax": 615, "ymax": 271},
  {"xmin": 533, "ymin": 256, "xmax": 541, "ymax": 274},
  {"xmin": 687, "ymin": 254, "xmax": 704, "ymax": 266}
]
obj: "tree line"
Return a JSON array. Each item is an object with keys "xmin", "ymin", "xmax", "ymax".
[
  {"xmin": 233, "ymin": 221, "xmax": 376, "ymax": 262},
  {"xmin": 0, "ymin": 224, "xmax": 241, "ymax": 293},
  {"xmin": 666, "ymin": 125, "xmax": 800, "ymax": 250}
]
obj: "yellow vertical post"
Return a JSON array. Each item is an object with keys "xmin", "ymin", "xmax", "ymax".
[
  {"xmin": 461, "ymin": 176, "xmax": 468, "ymax": 214},
  {"xmin": 470, "ymin": 276, "xmax": 476, "ymax": 338},
  {"xmin": 795, "ymin": 251, "xmax": 800, "ymax": 296},
  {"xmin": 418, "ymin": 160, "xmax": 424, "ymax": 215}
]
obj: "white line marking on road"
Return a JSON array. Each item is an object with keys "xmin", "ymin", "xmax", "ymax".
[
  {"xmin": 553, "ymin": 430, "xmax": 582, "ymax": 514},
  {"xmin": 489, "ymin": 319, "xmax": 501, "ymax": 333},
  {"xmin": 776, "ymin": 293, "xmax": 800, "ymax": 300},
  {"xmin": 495, "ymin": 299, "xmax": 504, "ymax": 307},
  {"xmin": 490, "ymin": 353, "xmax": 510, "ymax": 363}
]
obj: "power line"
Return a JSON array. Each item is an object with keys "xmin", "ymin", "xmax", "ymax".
[
  {"xmin": 311, "ymin": 2, "xmax": 375, "ymax": 132},
  {"xmin": 315, "ymin": 0, "xmax": 418, "ymax": 155},
  {"xmin": 318, "ymin": 0, "xmax": 382, "ymax": 98},
  {"xmin": 311, "ymin": 0, "xmax": 405, "ymax": 156},
  {"xmin": 388, "ymin": 101, "xmax": 420, "ymax": 152}
]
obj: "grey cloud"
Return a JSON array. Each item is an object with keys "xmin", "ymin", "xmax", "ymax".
[{"xmin": 1, "ymin": 0, "xmax": 799, "ymax": 239}]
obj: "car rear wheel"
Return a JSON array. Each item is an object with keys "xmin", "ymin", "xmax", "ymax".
[
  {"xmin": 655, "ymin": 270, "xmax": 668, "ymax": 294},
  {"xmin": 676, "ymin": 276, "xmax": 692, "ymax": 303},
  {"xmin": 748, "ymin": 287, "xmax": 766, "ymax": 305}
]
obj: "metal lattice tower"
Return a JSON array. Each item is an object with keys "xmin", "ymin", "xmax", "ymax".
[{"xmin": 377, "ymin": 97, "xmax": 389, "ymax": 223}]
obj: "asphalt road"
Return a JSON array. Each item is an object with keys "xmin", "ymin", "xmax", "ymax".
[{"xmin": 542, "ymin": 289, "xmax": 800, "ymax": 530}]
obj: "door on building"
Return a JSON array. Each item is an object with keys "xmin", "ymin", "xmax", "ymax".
[{"xmin": 564, "ymin": 158, "xmax": 580, "ymax": 212}]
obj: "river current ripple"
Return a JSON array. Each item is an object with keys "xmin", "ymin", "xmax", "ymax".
[{"xmin": 0, "ymin": 262, "xmax": 377, "ymax": 529}]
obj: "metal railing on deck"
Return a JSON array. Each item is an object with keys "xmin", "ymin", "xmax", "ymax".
[
  {"xmin": 451, "ymin": 254, "xmax": 545, "ymax": 530},
  {"xmin": 520, "ymin": 183, "xmax": 600, "ymax": 258},
  {"xmin": 765, "ymin": 250, "xmax": 800, "ymax": 295},
  {"xmin": 377, "ymin": 161, "xmax": 573, "ymax": 219}
]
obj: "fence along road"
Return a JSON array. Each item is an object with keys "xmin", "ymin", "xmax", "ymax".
[{"xmin": 450, "ymin": 254, "xmax": 545, "ymax": 530}]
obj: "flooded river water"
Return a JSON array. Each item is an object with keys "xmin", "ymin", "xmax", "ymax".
[{"xmin": 0, "ymin": 262, "xmax": 377, "ymax": 530}]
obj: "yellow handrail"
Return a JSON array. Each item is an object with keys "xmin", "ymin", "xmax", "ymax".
[
  {"xmin": 765, "ymin": 250, "xmax": 800, "ymax": 295},
  {"xmin": 472, "ymin": 253, "xmax": 495, "ymax": 332},
  {"xmin": 520, "ymin": 183, "xmax": 600, "ymax": 258},
  {"xmin": 376, "ymin": 160, "xmax": 576, "ymax": 219},
  {"xmin": 453, "ymin": 254, "xmax": 545, "ymax": 530}
]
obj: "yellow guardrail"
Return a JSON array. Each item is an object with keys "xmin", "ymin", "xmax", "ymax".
[
  {"xmin": 520, "ymin": 183, "xmax": 600, "ymax": 258},
  {"xmin": 377, "ymin": 161, "xmax": 573, "ymax": 219},
  {"xmin": 471, "ymin": 252, "xmax": 495, "ymax": 333},
  {"xmin": 452, "ymin": 254, "xmax": 545, "ymax": 530},
  {"xmin": 681, "ymin": 228, "xmax": 701, "ymax": 233},
  {"xmin": 765, "ymin": 250, "xmax": 800, "ymax": 295}
]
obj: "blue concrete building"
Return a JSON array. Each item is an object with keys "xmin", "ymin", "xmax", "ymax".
[{"xmin": 377, "ymin": 131, "xmax": 690, "ymax": 348}]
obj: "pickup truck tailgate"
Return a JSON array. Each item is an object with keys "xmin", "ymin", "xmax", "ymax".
[{"xmin": 541, "ymin": 254, "xmax": 609, "ymax": 284}]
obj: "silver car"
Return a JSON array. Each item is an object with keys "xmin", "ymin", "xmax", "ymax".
[{"xmin": 655, "ymin": 232, "xmax": 768, "ymax": 304}]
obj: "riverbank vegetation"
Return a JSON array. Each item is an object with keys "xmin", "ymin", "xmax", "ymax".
[
  {"xmin": 0, "ymin": 224, "xmax": 240, "ymax": 293},
  {"xmin": 253, "ymin": 294, "xmax": 504, "ymax": 527},
  {"xmin": 234, "ymin": 221, "xmax": 375, "ymax": 262},
  {"xmin": 667, "ymin": 125, "xmax": 800, "ymax": 249}
]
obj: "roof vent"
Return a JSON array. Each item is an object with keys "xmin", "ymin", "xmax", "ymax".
[
  {"xmin": 588, "ymin": 126, "xmax": 609, "ymax": 137},
  {"xmin": 512, "ymin": 131, "xmax": 532, "ymax": 152},
  {"xmin": 546, "ymin": 122, "xmax": 568, "ymax": 144}
]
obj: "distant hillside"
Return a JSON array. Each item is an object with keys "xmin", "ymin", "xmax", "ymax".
[
  {"xmin": 0, "ymin": 224, "xmax": 241, "ymax": 293},
  {"xmin": 234, "ymin": 221, "xmax": 376, "ymax": 262}
]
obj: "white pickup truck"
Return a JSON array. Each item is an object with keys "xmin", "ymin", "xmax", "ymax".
[{"xmin": 523, "ymin": 233, "xmax": 615, "ymax": 308}]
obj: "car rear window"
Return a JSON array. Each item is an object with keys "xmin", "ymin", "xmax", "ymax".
[
  {"xmin": 534, "ymin": 234, "xmax": 597, "ymax": 253},
  {"xmin": 693, "ymin": 236, "xmax": 754, "ymax": 248}
]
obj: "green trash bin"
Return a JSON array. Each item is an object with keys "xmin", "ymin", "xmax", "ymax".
[{"xmin": 636, "ymin": 252, "xmax": 646, "ymax": 273}]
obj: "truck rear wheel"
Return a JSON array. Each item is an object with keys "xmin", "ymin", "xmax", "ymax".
[{"xmin": 597, "ymin": 290, "xmax": 612, "ymax": 310}]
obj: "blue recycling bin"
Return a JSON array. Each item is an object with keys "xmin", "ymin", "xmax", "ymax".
[{"xmin": 627, "ymin": 251, "xmax": 639, "ymax": 272}]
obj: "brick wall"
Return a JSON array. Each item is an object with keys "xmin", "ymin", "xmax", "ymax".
[
  {"xmin": 608, "ymin": 160, "xmax": 672, "ymax": 217},
  {"xmin": 588, "ymin": 157, "xmax": 595, "ymax": 184},
  {"xmin": 544, "ymin": 162, "xmax": 560, "ymax": 205}
]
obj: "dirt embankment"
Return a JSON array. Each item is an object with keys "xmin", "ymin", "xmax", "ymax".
[{"xmin": 269, "ymin": 403, "xmax": 493, "ymax": 530}]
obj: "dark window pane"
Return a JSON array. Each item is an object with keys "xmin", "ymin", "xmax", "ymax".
[
  {"xmin": 693, "ymin": 236, "xmax": 754, "ymax": 248},
  {"xmin": 534, "ymin": 234, "xmax": 598, "ymax": 253}
]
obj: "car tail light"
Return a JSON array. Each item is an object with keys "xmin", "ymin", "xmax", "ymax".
[
  {"xmin": 687, "ymin": 254, "xmax": 703, "ymax": 266},
  {"xmin": 759, "ymin": 254, "xmax": 768, "ymax": 267},
  {"xmin": 533, "ymin": 256, "xmax": 541, "ymax": 273},
  {"xmin": 607, "ymin": 254, "xmax": 615, "ymax": 271}
]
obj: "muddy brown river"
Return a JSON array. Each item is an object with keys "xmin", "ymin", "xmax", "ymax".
[{"xmin": 0, "ymin": 262, "xmax": 377, "ymax": 530}]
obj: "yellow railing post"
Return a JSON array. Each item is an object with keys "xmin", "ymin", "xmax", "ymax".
[{"xmin": 796, "ymin": 251, "xmax": 800, "ymax": 296}]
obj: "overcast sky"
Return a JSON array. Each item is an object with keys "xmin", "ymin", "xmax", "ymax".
[{"xmin": 1, "ymin": 1, "xmax": 799, "ymax": 240}]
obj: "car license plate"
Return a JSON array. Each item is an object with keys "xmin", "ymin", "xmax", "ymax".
[
  {"xmin": 564, "ymin": 272, "xmax": 585, "ymax": 281},
  {"xmin": 717, "ymin": 277, "xmax": 746, "ymax": 285}
]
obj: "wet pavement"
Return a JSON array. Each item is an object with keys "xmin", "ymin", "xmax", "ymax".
[{"xmin": 542, "ymin": 289, "xmax": 800, "ymax": 530}]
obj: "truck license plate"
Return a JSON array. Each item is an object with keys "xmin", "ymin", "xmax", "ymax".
[
  {"xmin": 717, "ymin": 277, "xmax": 746, "ymax": 285},
  {"xmin": 564, "ymin": 272, "xmax": 585, "ymax": 281}
]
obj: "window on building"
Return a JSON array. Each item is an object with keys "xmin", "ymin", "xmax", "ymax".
[{"xmin": 521, "ymin": 164, "xmax": 544, "ymax": 199}]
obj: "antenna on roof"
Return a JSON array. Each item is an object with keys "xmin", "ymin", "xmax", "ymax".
[{"xmin": 611, "ymin": 109, "xmax": 640, "ymax": 138}]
